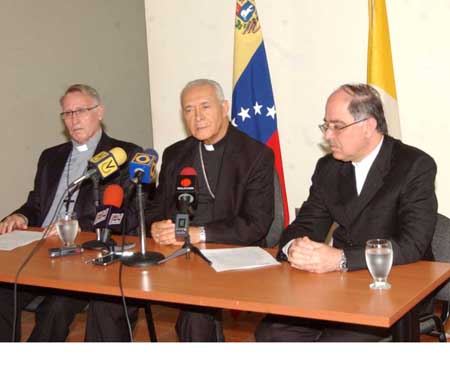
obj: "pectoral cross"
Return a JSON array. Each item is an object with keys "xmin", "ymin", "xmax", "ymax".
[{"xmin": 64, "ymin": 193, "xmax": 75, "ymax": 212}]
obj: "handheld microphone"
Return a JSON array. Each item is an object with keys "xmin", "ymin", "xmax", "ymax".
[
  {"xmin": 128, "ymin": 149, "xmax": 158, "ymax": 184},
  {"xmin": 175, "ymin": 167, "xmax": 197, "ymax": 240},
  {"xmin": 69, "ymin": 147, "xmax": 128, "ymax": 189}
]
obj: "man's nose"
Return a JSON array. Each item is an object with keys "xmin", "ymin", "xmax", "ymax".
[
  {"xmin": 194, "ymin": 107, "xmax": 203, "ymax": 121},
  {"xmin": 324, "ymin": 128, "xmax": 335, "ymax": 141}
]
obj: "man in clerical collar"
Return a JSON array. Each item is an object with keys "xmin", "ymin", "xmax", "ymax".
[
  {"xmin": 151, "ymin": 79, "xmax": 274, "ymax": 342},
  {"xmin": 255, "ymin": 83, "xmax": 437, "ymax": 342},
  {"xmin": 87, "ymin": 79, "xmax": 275, "ymax": 342},
  {"xmin": 0, "ymin": 84, "xmax": 141, "ymax": 341}
]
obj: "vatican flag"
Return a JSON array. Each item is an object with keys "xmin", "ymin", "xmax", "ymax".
[{"xmin": 367, "ymin": 0, "xmax": 401, "ymax": 139}]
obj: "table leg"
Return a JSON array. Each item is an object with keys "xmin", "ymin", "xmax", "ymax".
[{"xmin": 391, "ymin": 305, "xmax": 420, "ymax": 342}]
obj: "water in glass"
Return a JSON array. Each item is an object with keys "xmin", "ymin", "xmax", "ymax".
[
  {"xmin": 365, "ymin": 239, "xmax": 393, "ymax": 289},
  {"xmin": 56, "ymin": 213, "xmax": 79, "ymax": 247}
]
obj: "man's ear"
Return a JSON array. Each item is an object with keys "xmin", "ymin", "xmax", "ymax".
[
  {"xmin": 365, "ymin": 116, "xmax": 378, "ymax": 137},
  {"xmin": 96, "ymin": 104, "xmax": 105, "ymax": 121},
  {"xmin": 222, "ymin": 100, "xmax": 230, "ymax": 117}
]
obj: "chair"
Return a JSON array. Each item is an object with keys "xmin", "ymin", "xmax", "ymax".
[
  {"xmin": 418, "ymin": 213, "xmax": 450, "ymax": 342},
  {"xmin": 265, "ymin": 170, "xmax": 285, "ymax": 247}
]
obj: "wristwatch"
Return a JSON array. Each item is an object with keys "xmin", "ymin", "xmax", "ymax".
[
  {"xmin": 339, "ymin": 250, "xmax": 348, "ymax": 272},
  {"xmin": 199, "ymin": 226, "xmax": 206, "ymax": 243}
]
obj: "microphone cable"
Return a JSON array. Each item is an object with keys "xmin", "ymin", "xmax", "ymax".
[
  {"xmin": 11, "ymin": 187, "xmax": 70, "ymax": 341},
  {"xmin": 118, "ymin": 184, "xmax": 134, "ymax": 342}
]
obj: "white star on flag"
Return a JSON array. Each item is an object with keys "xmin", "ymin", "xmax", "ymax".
[
  {"xmin": 238, "ymin": 107, "xmax": 251, "ymax": 122},
  {"xmin": 266, "ymin": 105, "xmax": 276, "ymax": 119},
  {"xmin": 253, "ymin": 101, "xmax": 263, "ymax": 115}
]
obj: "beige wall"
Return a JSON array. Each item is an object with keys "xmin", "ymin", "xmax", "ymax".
[
  {"xmin": 0, "ymin": 0, "xmax": 152, "ymax": 219},
  {"xmin": 145, "ymin": 0, "xmax": 450, "ymax": 219}
]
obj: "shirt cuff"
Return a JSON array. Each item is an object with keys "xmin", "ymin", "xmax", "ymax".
[{"xmin": 282, "ymin": 239, "xmax": 295, "ymax": 257}]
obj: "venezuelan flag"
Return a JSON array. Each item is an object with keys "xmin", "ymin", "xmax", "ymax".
[
  {"xmin": 367, "ymin": 0, "xmax": 401, "ymax": 138},
  {"xmin": 232, "ymin": 0, "xmax": 289, "ymax": 226}
]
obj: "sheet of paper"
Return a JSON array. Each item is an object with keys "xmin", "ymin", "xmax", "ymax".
[
  {"xmin": 200, "ymin": 246, "xmax": 280, "ymax": 272},
  {"xmin": 0, "ymin": 230, "xmax": 43, "ymax": 251}
]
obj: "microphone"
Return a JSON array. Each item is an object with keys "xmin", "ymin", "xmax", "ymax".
[
  {"xmin": 82, "ymin": 184, "xmax": 124, "ymax": 251},
  {"xmin": 94, "ymin": 184, "xmax": 125, "ymax": 244},
  {"xmin": 121, "ymin": 152, "xmax": 165, "ymax": 266},
  {"xmin": 128, "ymin": 149, "xmax": 158, "ymax": 184},
  {"xmin": 176, "ymin": 167, "xmax": 197, "ymax": 214},
  {"xmin": 69, "ymin": 147, "xmax": 128, "ymax": 189},
  {"xmin": 175, "ymin": 167, "xmax": 197, "ymax": 240},
  {"xmin": 158, "ymin": 167, "xmax": 212, "ymax": 265}
]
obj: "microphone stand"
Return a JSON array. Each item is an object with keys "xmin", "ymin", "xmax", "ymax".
[
  {"xmin": 158, "ymin": 216, "xmax": 212, "ymax": 266},
  {"xmin": 121, "ymin": 177, "xmax": 164, "ymax": 267},
  {"xmin": 158, "ymin": 233, "xmax": 212, "ymax": 265},
  {"xmin": 82, "ymin": 176, "xmax": 115, "ymax": 252}
]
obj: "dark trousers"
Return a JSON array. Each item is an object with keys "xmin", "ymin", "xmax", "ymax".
[
  {"xmin": 255, "ymin": 315, "xmax": 389, "ymax": 342},
  {"xmin": 175, "ymin": 305, "xmax": 224, "ymax": 342},
  {"xmin": 255, "ymin": 296, "xmax": 435, "ymax": 342},
  {"xmin": 85, "ymin": 298, "xmax": 139, "ymax": 342},
  {"xmin": 0, "ymin": 284, "xmax": 88, "ymax": 342}
]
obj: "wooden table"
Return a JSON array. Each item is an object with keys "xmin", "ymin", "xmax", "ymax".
[{"xmin": 1, "ymin": 230, "xmax": 449, "ymax": 341}]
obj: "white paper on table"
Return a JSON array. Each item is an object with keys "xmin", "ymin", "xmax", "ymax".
[
  {"xmin": 200, "ymin": 246, "xmax": 280, "ymax": 272},
  {"xmin": 0, "ymin": 230, "xmax": 43, "ymax": 251}
]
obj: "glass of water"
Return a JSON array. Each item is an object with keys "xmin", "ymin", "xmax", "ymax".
[
  {"xmin": 365, "ymin": 239, "xmax": 393, "ymax": 289},
  {"xmin": 56, "ymin": 212, "xmax": 79, "ymax": 247}
]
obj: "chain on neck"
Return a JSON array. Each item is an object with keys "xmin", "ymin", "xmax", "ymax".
[{"xmin": 198, "ymin": 142, "xmax": 215, "ymax": 199}]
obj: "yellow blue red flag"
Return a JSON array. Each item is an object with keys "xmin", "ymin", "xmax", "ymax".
[{"xmin": 232, "ymin": 0, "xmax": 289, "ymax": 226}]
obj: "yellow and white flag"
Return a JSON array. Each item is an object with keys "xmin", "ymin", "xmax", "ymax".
[{"xmin": 367, "ymin": 0, "xmax": 401, "ymax": 139}]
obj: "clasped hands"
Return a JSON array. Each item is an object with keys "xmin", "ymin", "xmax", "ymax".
[
  {"xmin": 151, "ymin": 219, "xmax": 202, "ymax": 246},
  {"xmin": 288, "ymin": 236, "xmax": 342, "ymax": 273}
]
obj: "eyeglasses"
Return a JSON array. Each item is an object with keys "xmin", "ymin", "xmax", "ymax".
[
  {"xmin": 318, "ymin": 117, "xmax": 369, "ymax": 134},
  {"xmin": 60, "ymin": 105, "xmax": 99, "ymax": 120}
]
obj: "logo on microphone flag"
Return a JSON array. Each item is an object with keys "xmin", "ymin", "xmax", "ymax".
[
  {"xmin": 232, "ymin": 0, "xmax": 289, "ymax": 225},
  {"xmin": 367, "ymin": 0, "xmax": 401, "ymax": 139}
]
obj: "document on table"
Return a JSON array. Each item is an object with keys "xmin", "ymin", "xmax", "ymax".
[
  {"xmin": 200, "ymin": 246, "xmax": 280, "ymax": 272},
  {"xmin": 0, "ymin": 230, "xmax": 43, "ymax": 251}
]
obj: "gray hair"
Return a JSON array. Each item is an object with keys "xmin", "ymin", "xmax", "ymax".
[
  {"xmin": 180, "ymin": 79, "xmax": 225, "ymax": 103},
  {"xmin": 60, "ymin": 84, "xmax": 101, "ymax": 106},
  {"xmin": 338, "ymin": 83, "xmax": 388, "ymax": 134}
]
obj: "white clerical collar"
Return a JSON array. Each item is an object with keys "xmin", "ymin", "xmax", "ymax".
[
  {"xmin": 352, "ymin": 136, "xmax": 384, "ymax": 195},
  {"xmin": 204, "ymin": 144, "xmax": 215, "ymax": 151},
  {"xmin": 352, "ymin": 136, "xmax": 384, "ymax": 169},
  {"xmin": 75, "ymin": 144, "xmax": 88, "ymax": 152},
  {"xmin": 72, "ymin": 129, "xmax": 102, "ymax": 153}
]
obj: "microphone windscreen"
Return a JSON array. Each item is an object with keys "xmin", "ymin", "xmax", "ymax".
[
  {"xmin": 110, "ymin": 147, "xmax": 127, "ymax": 166},
  {"xmin": 144, "ymin": 148, "xmax": 159, "ymax": 163},
  {"xmin": 103, "ymin": 184, "xmax": 124, "ymax": 208},
  {"xmin": 180, "ymin": 166, "xmax": 197, "ymax": 176}
]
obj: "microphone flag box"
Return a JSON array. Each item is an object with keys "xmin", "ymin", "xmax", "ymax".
[
  {"xmin": 93, "ymin": 207, "xmax": 109, "ymax": 226},
  {"xmin": 89, "ymin": 151, "xmax": 120, "ymax": 179}
]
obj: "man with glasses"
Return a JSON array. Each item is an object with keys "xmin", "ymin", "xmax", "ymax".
[
  {"xmin": 0, "ymin": 84, "xmax": 141, "ymax": 341},
  {"xmin": 255, "ymin": 83, "xmax": 437, "ymax": 342}
]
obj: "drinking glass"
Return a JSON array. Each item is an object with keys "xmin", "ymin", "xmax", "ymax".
[
  {"xmin": 56, "ymin": 212, "xmax": 79, "ymax": 247},
  {"xmin": 365, "ymin": 239, "xmax": 393, "ymax": 289}
]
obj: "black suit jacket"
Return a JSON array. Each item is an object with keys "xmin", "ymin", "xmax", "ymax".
[
  {"xmin": 13, "ymin": 132, "xmax": 142, "ymax": 232},
  {"xmin": 145, "ymin": 126, "xmax": 274, "ymax": 246},
  {"xmin": 278, "ymin": 135, "xmax": 437, "ymax": 270}
]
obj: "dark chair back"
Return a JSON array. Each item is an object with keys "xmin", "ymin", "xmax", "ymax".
[
  {"xmin": 419, "ymin": 213, "xmax": 450, "ymax": 341},
  {"xmin": 265, "ymin": 170, "xmax": 285, "ymax": 248}
]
